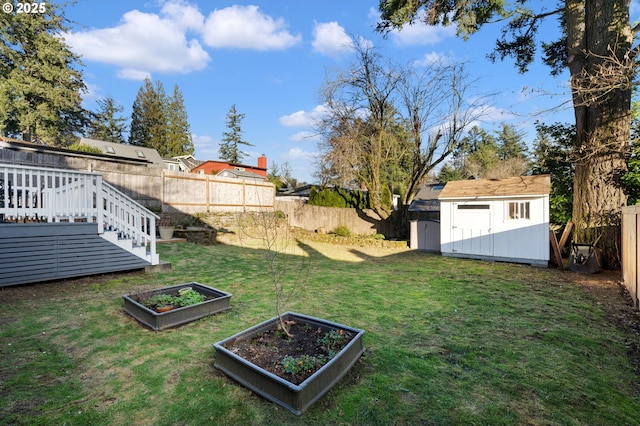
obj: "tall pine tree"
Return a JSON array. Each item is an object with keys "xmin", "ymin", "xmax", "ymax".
[
  {"xmin": 129, "ymin": 78, "xmax": 166, "ymax": 152},
  {"xmin": 495, "ymin": 123, "xmax": 528, "ymax": 160},
  {"xmin": 166, "ymin": 85, "xmax": 193, "ymax": 155},
  {"xmin": 220, "ymin": 104, "xmax": 252, "ymax": 163},
  {"xmin": 0, "ymin": 3, "xmax": 88, "ymax": 145},
  {"xmin": 129, "ymin": 78, "xmax": 192, "ymax": 157},
  {"xmin": 88, "ymin": 96, "xmax": 127, "ymax": 143}
]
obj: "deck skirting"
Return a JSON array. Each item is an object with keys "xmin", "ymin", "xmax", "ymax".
[{"xmin": 0, "ymin": 222, "xmax": 150, "ymax": 287}]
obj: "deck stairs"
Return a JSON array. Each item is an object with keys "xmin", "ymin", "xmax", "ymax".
[{"xmin": 0, "ymin": 163, "xmax": 160, "ymax": 286}]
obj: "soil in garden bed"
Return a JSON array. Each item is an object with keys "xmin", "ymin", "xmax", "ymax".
[
  {"xmin": 130, "ymin": 288, "xmax": 214, "ymax": 312},
  {"xmin": 224, "ymin": 320, "xmax": 355, "ymax": 385}
]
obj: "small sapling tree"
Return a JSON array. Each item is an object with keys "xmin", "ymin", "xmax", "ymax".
[{"xmin": 237, "ymin": 207, "xmax": 310, "ymax": 337}]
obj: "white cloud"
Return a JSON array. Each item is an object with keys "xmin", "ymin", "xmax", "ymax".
[
  {"xmin": 192, "ymin": 133, "xmax": 219, "ymax": 160},
  {"xmin": 118, "ymin": 69, "xmax": 151, "ymax": 81},
  {"xmin": 80, "ymin": 81, "xmax": 101, "ymax": 103},
  {"xmin": 414, "ymin": 51, "xmax": 453, "ymax": 67},
  {"xmin": 202, "ymin": 5, "xmax": 301, "ymax": 50},
  {"xmin": 65, "ymin": 8, "xmax": 210, "ymax": 79},
  {"xmin": 312, "ymin": 21, "xmax": 353, "ymax": 57},
  {"xmin": 160, "ymin": 0, "xmax": 204, "ymax": 32},
  {"xmin": 285, "ymin": 147, "xmax": 316, "ymax": 161},
  {"xmin": 289, "ymin": 131, "xmax": 321, "ymax": 142},
  {"xmin": 279, "ymin": 104, "xmax": 329, "ymax": 128},
  {"xmin": 477, "ymin": 105, "xmax": 517, "ymax": 123},
  {"xmin": 369, "ymin": 7, "xmax": 456, "ymax": 46},
  {"xmin": 391, "ymin": 21, "xmax": 456, "ymax": 46}
]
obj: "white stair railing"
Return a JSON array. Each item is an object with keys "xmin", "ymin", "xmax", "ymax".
[
  {"xmin": 101, "ymin": 180, "xmax": 158, "ymax": 264},
  {"xmin": 0, "ymin": 163, "xmax": 159, "ymax": 264}
]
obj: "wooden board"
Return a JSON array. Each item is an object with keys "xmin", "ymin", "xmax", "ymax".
[
  {"xmin": 549, "ymin": 229, "xmax": 564, "ymax": 269},
  {"xmin": 558, "ymin": 222, "xmax": 574, "ymax": 253}
]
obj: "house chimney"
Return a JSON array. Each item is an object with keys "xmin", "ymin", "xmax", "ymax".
[{"xmin": 258, "ymin": 154, "xmax": 267, "ymax": 170}]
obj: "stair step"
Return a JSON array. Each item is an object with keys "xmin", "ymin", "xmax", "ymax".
[{"xmin": 100, "ymin": 233, "xmax": 154, "ymax": 264}]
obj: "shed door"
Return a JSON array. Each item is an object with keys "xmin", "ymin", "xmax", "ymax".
[{"xmin": 451, "ymin": 203, "xmax": 493, "ymax": 256}]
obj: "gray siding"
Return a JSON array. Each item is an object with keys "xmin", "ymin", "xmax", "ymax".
[{"xmin": 0, "ymin": 223, "xmax": 149, "ymax": 287}]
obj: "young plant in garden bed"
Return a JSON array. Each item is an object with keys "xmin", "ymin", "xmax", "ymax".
[
  {"xmin": 214, "ymin": 207, "xmax": 364, "ymax": 414},
  {"xmin": 141, "ymin": 287, "xmax": 207, "ymax": 312},
  {"xmin": 227, "ymin": 321, "xmax": 355, "ymax": 384},
  {"xmin": 214, "ymin": 312, "xmax": 365, "ymax": 414},
  {"xmin": 237, "ymin": 209, "xmax": 310, "ymax": 335},
  {"xmin": 123, "ymin": 282, "xmax": 232, "ymax": 331}
]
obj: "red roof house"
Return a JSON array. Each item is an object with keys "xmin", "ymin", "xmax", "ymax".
[{"xmin": 191, "ymin": 155, "xmax": 267, "ymax": 178}]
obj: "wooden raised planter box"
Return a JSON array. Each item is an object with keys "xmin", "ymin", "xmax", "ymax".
[
  {"xmin": 213, "ymin": 312, "xmax": 365, "ymax": 415},
  {"xmin": 123, "ymin": 282, "xmax": 231, "ymax": 331}
]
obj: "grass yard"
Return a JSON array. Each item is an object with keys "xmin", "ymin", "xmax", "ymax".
[{"xmin": 1, "ymin": 238, "xmax": 639, "ymax": 425}]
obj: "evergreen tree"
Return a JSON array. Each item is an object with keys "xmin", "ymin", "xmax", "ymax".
[
  {"xmin": 531, "ymin": 122, "xmax": 575, "ymax": 224},
  {"xmin": 220, "ymin": 104, "xmax": 253, "ymax": 163},
  {"xmin": 450, "ymin": 126, "xmax": 495, "ymax": 174},
  {"xmin": 436, "ymin": 163, "xmax": 466, "ymax": 182},
  {"xmin": 88, "ymin": 96, "xmax": 127, "ymax": 143},
  {"xmin": 465, "ymin": 138, "xmax": 500, "ymax": 178},
  {"xmin": 166, "ymin": 85, "xmax": 194, "ymax": 156},
  {"xmin": 495, "ymin": 123, "xmax": 528, "ymax": 160},
  {"xmin": 0, "ymin": 3, "xmax": 88, "ymax": 145},
  {"xmin": 129, "ymin": 78, "xmax": 166, "ymax": 152},
  {"xmin": 129, "ymin": 79, "xmax": 192, "ymax": 157}
]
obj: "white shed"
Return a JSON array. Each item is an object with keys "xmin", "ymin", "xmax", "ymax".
[{"xmin": 438, "ymin": 175, "xmax": 550, "ymax": 266}]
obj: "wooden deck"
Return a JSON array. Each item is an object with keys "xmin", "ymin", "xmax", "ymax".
[{"xmin": 0, "ymin": 222, "xmax": 150, "ymax": 287}]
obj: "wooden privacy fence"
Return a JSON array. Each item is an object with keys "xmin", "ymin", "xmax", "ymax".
[
  {"xmin": 622, "ymin": 205, "xmax": 640, "ymax": 308},
  {"xmin": 162, "ymin": 171, "xmax": 275, "ymax": 214}
]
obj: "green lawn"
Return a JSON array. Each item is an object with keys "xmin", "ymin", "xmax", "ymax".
[{"xmin": 1, "ymin": 240, "xmax": 639, "ymax": 425}]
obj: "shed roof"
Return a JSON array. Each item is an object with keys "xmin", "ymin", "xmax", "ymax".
[
  {"xmin": 438, "ymin": 174, "xmax": 550, "ymax": 199},
  {"xmin": 408, "ymin": 183, "xmax": 445, "ymax": 212}
]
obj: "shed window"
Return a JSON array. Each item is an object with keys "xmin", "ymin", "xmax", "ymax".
[
  {"xmin": 135, "ymin": 150, "xmax": 146, "ymax": 158},
  {"xmin": 508, "ymin": 201, "xmax": 530, "ymax": 220},
  {"xmin": 105, "ymin": 145, "xmax": 115, "ymax": 154},
  {"xmin": 457, "ymin": 204, "xmax": 490, "ymax": 210}
]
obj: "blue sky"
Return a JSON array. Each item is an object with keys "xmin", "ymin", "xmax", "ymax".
[{"xmin": 62, "ymin": 1, "xmax": 639, "ymax": 183}]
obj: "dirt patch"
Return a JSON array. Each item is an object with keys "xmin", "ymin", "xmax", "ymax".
[{"xmin": 0, "ymin": 271, "xmax": 144, "ymax": 304}]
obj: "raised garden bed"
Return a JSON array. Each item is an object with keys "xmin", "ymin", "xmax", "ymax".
[
  {"xmin": 213, "ymin": 312, "xmax": 365, "ymax": 415},
  {"xmin": 123, "ymin": 282, "xmax": 231, "ymax": 331}
]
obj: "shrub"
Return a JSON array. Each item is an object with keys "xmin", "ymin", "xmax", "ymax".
[
  {"xmin": 381, "ymin": 184, "xmax": 392, "ymax": 211},
  {"xmin": 67, "ymin": 143, "xmax": 102, "ymax": 154},
  {"xmin": 333, "ymin": 225, "xmax": 351, "ymax": 237},
  {"xmin": 308, "ymin": 186, "xmax": 370, "ymax": 209}
]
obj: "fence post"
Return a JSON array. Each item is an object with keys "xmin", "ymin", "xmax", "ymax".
[
  {"xmin": 622, "ymin": 206, "xmax": 640, "ymax": 309},
  {"xmin": 206, "ymin": 174, "xmax": 210, "ymax": 212}
]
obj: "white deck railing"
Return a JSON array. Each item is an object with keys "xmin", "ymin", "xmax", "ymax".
[{"xmin": 0, "ymin": 163, "xmax": 158, "ymax": 264}]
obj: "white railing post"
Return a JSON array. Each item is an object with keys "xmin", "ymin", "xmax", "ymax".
[
  {"xmin": 149, "ymin": 214, "xmax": 157, "ymax": 262},
  {"xmin": 95, "ymin": 174, "xmax": 103, "ymax": 232}
]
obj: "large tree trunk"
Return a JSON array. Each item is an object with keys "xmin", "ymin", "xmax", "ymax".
[{"xmin": 566, "ymin": 0, "xmax": 632, "ymax": 269}]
